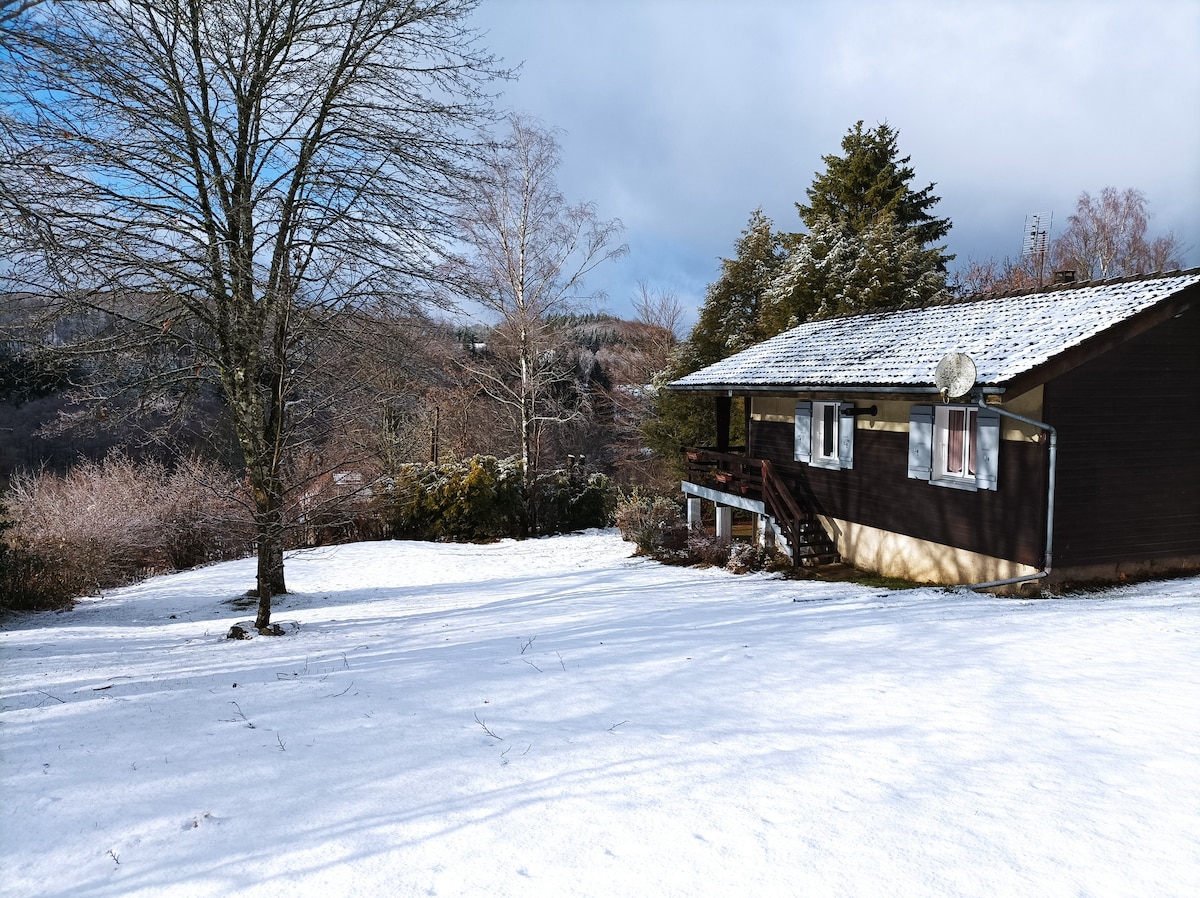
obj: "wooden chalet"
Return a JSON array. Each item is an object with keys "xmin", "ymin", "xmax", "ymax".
[{"xmin": 667, "ymin": 269, "xmax": 1200, "ymax": 591}]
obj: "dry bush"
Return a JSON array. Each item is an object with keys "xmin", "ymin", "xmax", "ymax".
[
  {"xmin": 724, "ymin": 541, "xmax": 784, "ymax": 574},
  {"xmin": 5, "ymin": 453, "xmax": 252, "ymax": 603},
  {"xmin": 686, "ymin": 531, "xmax": 731, "ymax": 567},
  {"xmin": 614, "ymin": 490, "xmax": 688, "ymax": 559},
  {"xmin": 0, "ymin": 499, "xmax": 73, "ymax": 613}
]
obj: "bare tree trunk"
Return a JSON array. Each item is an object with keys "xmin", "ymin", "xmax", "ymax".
[{"xmin": 253, "ymin": 490, "xmax": 286, "ymax": 630}]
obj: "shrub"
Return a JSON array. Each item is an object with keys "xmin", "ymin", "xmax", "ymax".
[
  {"xmin": 0, "ymin": 499, "xmax": 74, "ymax": 613},
  {"xmin": 724, "ymin": 541, "xmax": 783, "ymax": 574},
  {"xmin": 3, "ymin": 453, "xmax": 252, "ymax": 608},
  {"xmin": 614, "ymin": 489, "xmax": 689, "ymax": 559},
  {"xmin": 532, "ymin": 468, "xmax": 613, "ymax": 535},
  {"xmin": 291, "ymin": 469, "xmax": 388, "ymax": 548},
  {"xmin": 387, "ymin": 455, "xmax": 526, "ymax": 541},
  {"xmin": 386, "ymin": 455, "xmax": 613, "ymax": 542},
  {"xmin": 686, "ymin": 530, "xmax": 732, "ymax": 567}
]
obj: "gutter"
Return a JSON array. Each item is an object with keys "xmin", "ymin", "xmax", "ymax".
[{"xmin": 965, "ymin": 399, "xmax": 1057, "ymax": 593}]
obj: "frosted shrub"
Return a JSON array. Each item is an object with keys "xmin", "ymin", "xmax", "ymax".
[
  {"xmin": 161, "ymin": 456, "xmax": 255, "ymax": 569},
  {"xmin": 724, "ymin": 541, "xmax": 780, "ymax": 574},
  {"xmin": 387, "ymin": 455, "xmax": 525, "ymax": 541},
  {"xmin": 0, "ymin": 498, "xmax": 72, "ymax": 613},
  {"xmin": 5, "ymin": 454, "xmax": 252, "ymax": 604},
  {"xmin": 387, "ymin": 456, "xmax": 611, "ymax": 541},
  {"xmin": 614, "ymin": 490, "xmax": 688, "ymax": 559},
  {"xmin": 531, "ymin": 469, "xmax": 612, "ymax": 534},
  {"xmin": 686, "ymin": 530, "xmax": 731, "ymax": 567}
]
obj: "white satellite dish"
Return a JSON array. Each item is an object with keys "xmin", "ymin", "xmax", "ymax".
[{"xmin": 934, "ymin": 352, "xmax": 977, "ymax": 401}]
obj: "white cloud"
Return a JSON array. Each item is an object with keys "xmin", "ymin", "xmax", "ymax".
[{"xmin": 473, "ymin": 0, "xmax": 1200, "ymax": 317}]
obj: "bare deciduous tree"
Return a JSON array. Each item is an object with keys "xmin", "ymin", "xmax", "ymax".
[
  {"xmin": 2, "ymin": 0, "xmax": 503, "ymax": 629},
  {"xmin": 451, "ymin": 115, "xmax": 626, "ymax": 510},
  {"xmin": 1052, "ymin": 187, "xmax": 1186, "ymax": 281},
  {"xmin": 952, "ymin": 255, "xmax": 1043, "ymax": 295},
  {"xmin": 632, "ymin": 282, "xmax": 686, "ymax": 344}
]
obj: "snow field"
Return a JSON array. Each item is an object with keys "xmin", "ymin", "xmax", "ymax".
[{"xmin": 2, "ymin": 531, "xmax": 1198, "ymax": 897}]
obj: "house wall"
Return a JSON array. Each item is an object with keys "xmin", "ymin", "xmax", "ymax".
[
  {"xmin": 817, "ymin": 515, "xmax": 1041, "ymax": 585},
  {"xmin": 750, "ymin": 393, "xmax": 1049, "ymax": 580},
  {"xmin": 1043, "ymin": 304, "xmax": 1200, "ymax": 579}
]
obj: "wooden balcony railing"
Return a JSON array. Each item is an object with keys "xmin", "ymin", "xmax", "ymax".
[{"xmin": 684, "ymin": 447, "xmax": 760, "ymax": 498}]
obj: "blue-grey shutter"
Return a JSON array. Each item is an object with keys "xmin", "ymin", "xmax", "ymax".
[
  {"xmin": 794, "ymin": 401, "xmax": 812, "ymax": 463},
  {"xmin": 975, "ymin": 407, "xmax": 1001, "ymax": 491},
  {"xmin": 837, "ymin": 404, "xmax": 855, "ymax": 469},
  {"xmin": 908, "ymin": 405, "xmax": 933, "ymax": 480}
]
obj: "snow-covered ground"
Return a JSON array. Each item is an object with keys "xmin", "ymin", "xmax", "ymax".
[{"xmin": 2, "ymin": 530, "xmax": 1198, "ymax": 897}]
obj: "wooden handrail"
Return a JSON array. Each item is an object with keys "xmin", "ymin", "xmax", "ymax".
[
  {"xmin": 685, "ymin": 448, "xmax": 761, "ymax": 496},
  {"xmin": 761, "ymin": 459, "xmax": 803, "ymax": 523},
  {"xmin": 760, "ymin": 459, "xmax": 804, "ymax": 556}
]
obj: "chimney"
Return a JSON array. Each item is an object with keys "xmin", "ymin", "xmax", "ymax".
[{"xmin": 1053, "ymin": 270, "xmax": 1077, "ymax": 284}]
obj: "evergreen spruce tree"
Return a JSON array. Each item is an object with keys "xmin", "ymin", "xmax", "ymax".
[
  {"xmin": 685, "ymin": 209, "xmax": 784, "ymax": 367},
  {"xmin": 761, "ymin": 210, "xmax": 950, "ymax": 332},
  {"xmin": 764, "ymin": 121, "xmax": 952, "ymax": 324},
  {"xmin": 798, "ymin": 121, "xmax": 951, "ymax": 253}
]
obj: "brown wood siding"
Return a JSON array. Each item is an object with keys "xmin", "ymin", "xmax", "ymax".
[
  {"xmin": 753, "ymin": 419, "xmax": 1047, "ymax": 566},
  {"xmin": 1043, "ymin": 305, "xmax": 1200, "ymax": 567}
]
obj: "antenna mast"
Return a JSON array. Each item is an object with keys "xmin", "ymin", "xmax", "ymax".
[{"xmin": 1022, "ymin": 211, "xmax": 1052, "ymax": 287}]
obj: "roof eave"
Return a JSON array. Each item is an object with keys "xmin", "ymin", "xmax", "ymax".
[{"xmin": 666, "ymin": 383, "xmax": 1008, "ymax": 399}]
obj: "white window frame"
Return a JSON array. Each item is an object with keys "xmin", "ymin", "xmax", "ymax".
[
  {"xmin": 811, "ymin": 401, "xmax": 841, "ymax": 469},
  {"xmin": 795, "ymin": 400, "xmax": 854, "ymax": 470},
  {"xmin": 932, "ymin": 405, "xmax": 978, "ymax": 489}
]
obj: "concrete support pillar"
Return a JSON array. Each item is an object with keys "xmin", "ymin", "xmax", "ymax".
[
  {"xmin": 687, "ymin": 497, "xmax": 703, "ymax": 531},
  {"xmin": 757, "ymin": 514, "xmax": 773, "ymax": 548},
  {"xmin": 715, "ymin": 506, "xmax": 733, "ymax": 544}
]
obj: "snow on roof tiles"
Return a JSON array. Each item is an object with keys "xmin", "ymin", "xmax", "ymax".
[{"xmin": 670, "ymin": 271, "xmax": 1200, "ymax": 391}]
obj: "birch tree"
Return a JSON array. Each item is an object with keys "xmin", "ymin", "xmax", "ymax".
[
  {"xmin": 1052, "ymin": 187, "xmax": 1185, "ymax": 281},
  {"xmin": 452, "ymin": 115, "xmax": 626, "ymax": 510},
  {"xmin": 2, "ymin": 0, "xmax": 502, "ymax": 629}
]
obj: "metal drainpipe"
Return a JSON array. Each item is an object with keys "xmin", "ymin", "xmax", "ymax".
[{"xmin": 965, "ymin": 400, "xmax": 1057, "ymax": 592}]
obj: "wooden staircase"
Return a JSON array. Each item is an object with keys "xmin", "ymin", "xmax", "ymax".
[{"xmin": 759, "ymin": 459, "xmax": 840, "ymax": 567}]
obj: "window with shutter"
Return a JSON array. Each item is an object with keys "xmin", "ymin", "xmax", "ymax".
[
  {"xmin": 913, "ymin": 404, "xmax": 1000, "ymax": 492},
  {"xmin": 793, "ymin": 401, "xmax": 812, "ymax": 463},
  {"xmin": 796, "ymin": 401, "xmax": 854, "ymax": 470}
]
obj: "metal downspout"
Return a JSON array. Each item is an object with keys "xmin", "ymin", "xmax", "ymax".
[{"xmin": 965, "ymin": 400, "xmax": 1057, "ymax": 592}]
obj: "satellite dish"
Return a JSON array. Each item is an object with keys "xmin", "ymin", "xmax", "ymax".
[{"xmin": 935, "ymin": 352, "xmax": 977, "ymax": 401}]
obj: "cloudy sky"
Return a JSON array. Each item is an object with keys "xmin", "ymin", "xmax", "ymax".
[{"xmin": 469, "ymin": 0, "xmax": 1200, "ymax": 323}]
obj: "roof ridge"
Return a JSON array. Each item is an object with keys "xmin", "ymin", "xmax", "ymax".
[{"xmin": 963, "ymin": 265, "xmax": 1200, "ymax": 302}]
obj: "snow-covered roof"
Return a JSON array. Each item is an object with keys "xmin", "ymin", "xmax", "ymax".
[{"xmin": 669, "ymin": 270, "xmax": 1200, "ymax": 394}]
